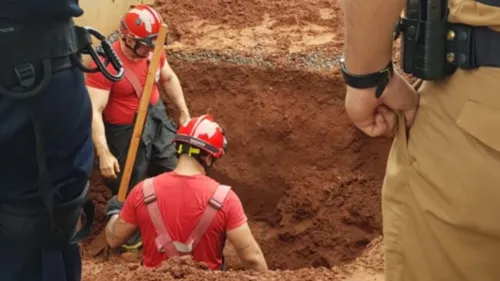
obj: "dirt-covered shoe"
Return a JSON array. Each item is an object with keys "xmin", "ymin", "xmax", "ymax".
[{"xmin": 119, "ymin": 240, "xmax": 143, "ymax": 262}]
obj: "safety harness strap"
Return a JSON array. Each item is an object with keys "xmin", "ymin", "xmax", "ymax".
[
  {"xmin": 118, "ymin": 50, "xmax": 161, "ymax": 104},
  {"xmin": 142, "ymin": 178, "xmax": 231, "ymax": 257},
  {"xmin": 188, "ymin": 184, "xmax": 231, "ymax": 251},
  {"xmin": 122, "ymin": 60, "xmax": 145, "ymax": 100},
  {"xmin": 142, "ymin": 178, "xmax": 179, "ymax": 257}
]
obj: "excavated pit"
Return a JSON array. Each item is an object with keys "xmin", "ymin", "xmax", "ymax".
[
  {"xmin": 81, "ymin": 55, "xmax": 391, "ymax": 278},
  {"xmin": 165, "ymin": 57, "xmax": 391, "ymax": 270},
  {"xmin": 170, "ymin": 53, "xmax": 388, "ymax": 269},
  {"xmin": 81, "ymin": 0, "xmax": 394, "ymax": 279}
]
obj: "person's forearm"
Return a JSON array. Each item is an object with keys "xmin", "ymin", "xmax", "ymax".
[
  {"xmin": 105, "ymin": 214, "xmax": 134, "ymax": 248},
  {"xmin": 162, "ymin": 75, "xmax": 189, "ymax": 116},
  {"xmin": 92, "ymin": 109, "xmax": 110, "ymax": 157},
  {"xmin": 242, "ymin": 251, "xmax": 268, "ymax": 271},
  {"xmin": 245, "ymin": 254, "xmax": 268, "ymax": 272},
  {"xmin": 105, "ymin": 214, "xmax": 122, "ymax": 248},
  {"xmin": 238, "ymin": 244, "xmax": 268, "ymax": 271},
  {"xmin": 342, "ymin": 0, "xmax": 405, "ymax": 74}
]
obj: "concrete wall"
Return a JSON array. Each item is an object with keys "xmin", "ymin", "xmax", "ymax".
[{"xmin": 75, "ymin": 0, "xmax": 155, "ymax": 37}]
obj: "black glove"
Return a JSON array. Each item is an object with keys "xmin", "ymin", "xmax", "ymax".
[{"xmin": 107, "ymin": 195, "xmax": 124, "ymax": 216}]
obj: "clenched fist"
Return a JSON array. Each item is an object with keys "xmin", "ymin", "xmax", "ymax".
[{"xmin": 344, "ymin": 70, "xmax": 419, "ymax": 137}]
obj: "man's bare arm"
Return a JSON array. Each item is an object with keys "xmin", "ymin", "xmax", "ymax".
[
  {"xmin": 105, "ymin": 214, "xmax": 138, "ymax": 248},
  {"xmin": 87, "ymin": 86, "xmax": 112, "ymax": 157},
  {"xmin": 226, "ymin": 223, "xmax": 268, "ymax": 271},
  {"xmin": 159, "ymin": 60, "xmax": 190, "ymax": 119},
  {"xmin": 342, "ymin": 0, "xmax": 405, "ymax": 74}
]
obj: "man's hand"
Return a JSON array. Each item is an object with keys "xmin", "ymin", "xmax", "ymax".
[
  {"xmin": 380, "ymin": 72, "xmax": 420, "ymax": 129},
  {"xmin": 179, "ymin": 111, "xmax": 190, "ymax": 126},
  {"xmin": 345, "ymin": 70, "xmax": 419, "ymax": 137},
  {"xmin": 99, "ymin": 150, "xmax": 120, "ymax": 179},
  {"xmin": 105, "ymin": 214, "xmax": 137, "ymax": 248},
  {"xmin": 340, "ymin": 0, "xmax": 409, "ymax": 138}
]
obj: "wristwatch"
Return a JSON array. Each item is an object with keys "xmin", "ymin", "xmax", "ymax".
[{"xmin": 339, "ymin": 55, "xmax": 394, "ymax": 98}]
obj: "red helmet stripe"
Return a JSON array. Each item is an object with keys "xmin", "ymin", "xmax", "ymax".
[
  {"xmin": 188, "ymin": 114, "xmax": 207, "ymax": 136},
  {"xmin": 144, "ymin": 5, "xmax": 163, "ymax": 25}
]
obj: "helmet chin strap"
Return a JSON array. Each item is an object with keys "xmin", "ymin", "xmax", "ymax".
[
  {"xmin": 175, "ymin": 143, "xmax": 218, "ymax": 175},
  {"xmin": 192, "ymin": 155, "xmax": 216, "ymax": 175},
  {"xmin": 123, "ymin": 38, "xmax": 148, "ymax": 58}
]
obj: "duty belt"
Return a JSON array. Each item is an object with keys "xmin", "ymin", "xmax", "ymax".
[
  {"xmin": 0, "ymin": 56, "xmax": 73, "ymax": 92},
  {"xmin": 445, "ymin": 24, "xmax": 500, "ymax": 69},
  {"xmin": 397, "ymin": 19, "xmax": 500, "ymax": 70}
]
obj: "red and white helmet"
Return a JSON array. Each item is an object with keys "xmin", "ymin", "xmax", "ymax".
[
  {"xmin": 119, "ymin": 4, "xmax": 164, "ymax": 47},
  {"xmin": 173, "ymin": 115, "xmax": 227, "ymax": 159}
]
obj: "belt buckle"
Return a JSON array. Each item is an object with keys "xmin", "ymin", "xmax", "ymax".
[{"xmin": 14, "ymin": 63, "xmax": 35, "ymax": 88}]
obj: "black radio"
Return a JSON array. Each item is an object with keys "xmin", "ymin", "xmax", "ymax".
[{"xmin": 396, "ymin": 0, "xmax": 457, "ymax": 80}]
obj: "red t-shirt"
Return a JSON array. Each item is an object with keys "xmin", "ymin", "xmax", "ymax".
[
  {"xmin": 119, "ymin": 172, "xmax": 248, "ymax": 270},
  {"xmin": 85, "ymin": 40, "xmax": 166, "ymax": 125}
]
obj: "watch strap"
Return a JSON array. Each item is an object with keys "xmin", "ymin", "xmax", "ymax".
[{"xmin": 339, "ymin": 56, "xmax": 394, "ymax": 98}]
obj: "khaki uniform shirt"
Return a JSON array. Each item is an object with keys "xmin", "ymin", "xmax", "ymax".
[{"xmin": 448, "ymin": 0, "xmax": 500, "ymax": 31}]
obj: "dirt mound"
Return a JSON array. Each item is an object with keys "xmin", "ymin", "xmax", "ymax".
[
  {"xmin": 333, "ymin": 236, "xmax": 385, "ymax": 276},
  {"xmin": 82, "ymin": 240, "xmax": 384, "ymax": 280},
  {"xmin": 156, "ymin": 0, "xmax": 344, "ymax": 56},
  {"xmin": 83, "ymin": 256, "xmax": 339, "ymax": 281},
  {"xmin": 157, "ymin": 0, "xmax": 341, "ymax": 44},
  {"xmin": 158, "ymin": 0, "xmax": 337, "ymax": 28}
]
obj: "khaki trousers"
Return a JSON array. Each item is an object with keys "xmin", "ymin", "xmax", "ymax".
[{"xmin": 382, "ymin": 67, "xmax": 500, "ymax": 281}]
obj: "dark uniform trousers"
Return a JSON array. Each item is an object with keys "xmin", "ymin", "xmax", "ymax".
[
  {"xmin": 0, "ymin": 65, "xmax": 93, "ymax": 281},
  {"xmin": 102, "ymin": 100, "xmax": 178, "ymax": 196}
]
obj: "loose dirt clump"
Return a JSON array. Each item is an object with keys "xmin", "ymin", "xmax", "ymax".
[
  {"xmin": 83, "ymin": 256, "xmax": 339, "ymax": 281},
  {"xmin": 82, "ymin": 0, "xmax": 392, "ymax": 280},
  {"xmin": 83, "ymin": 242, "xmax": 384, "ymax": 280}
]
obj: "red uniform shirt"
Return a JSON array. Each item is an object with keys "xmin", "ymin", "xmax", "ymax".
[
  {"xmin": 85, "ymin": 40, "xmax": 166, "ymax": 125},
  {"xmin": 119, "ymin": 172, "xmax": 248, "ymax": 269}
]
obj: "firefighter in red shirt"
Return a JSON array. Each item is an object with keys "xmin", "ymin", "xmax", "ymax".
[
  {"xmin": 104, "ymin": 115, "xmax": 268, "ymax": 271},
  {"xmin": 86, "ymin": 5, "xmax": 190, "ymax": 253}
]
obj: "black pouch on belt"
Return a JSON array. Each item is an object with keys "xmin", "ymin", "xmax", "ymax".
[
  {"xmin": 396, "ymin": 0, "xmax": 500, "ymax": 81},
  {"xmin": 397, "ymin": 0, "xmax": 456, "ymax": 80}
]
